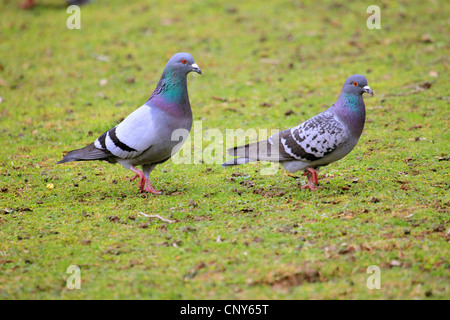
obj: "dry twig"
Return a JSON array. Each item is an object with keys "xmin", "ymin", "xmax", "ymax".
[{"xmin": 139, "ymin": 212, "xmax": 175, "ymax": 224}]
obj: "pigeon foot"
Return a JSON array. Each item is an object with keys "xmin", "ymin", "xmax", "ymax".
[
  {"xmin": 301, "ymin": 184, "xmax": 319, "ymax": 191},
  {"xmin": 302, "ymin": 168, "xmax": 319, "ymax": 191},
  {"xmin": 131, "ymin": 166, "xmax": 146, "ymax": 193},
  {"xmin": 144, "ymin": 179, "xmax": 162, "ymax": 195}
]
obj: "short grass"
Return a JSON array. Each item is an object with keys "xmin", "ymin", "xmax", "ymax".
[{"xmin": 0, "ymin": 0, "xmax": 449, "ymax": 299}]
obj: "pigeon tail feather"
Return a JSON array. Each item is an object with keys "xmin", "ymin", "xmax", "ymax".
[
  {"xmin": 227, "ymin": 139, "xmax": 284, "ymax": 162},
  {"xmin": 56, "ymin": 143, "xmax": 111, "ymax": 164},
  {"xmin": 222, "ymin": 157, "xmax": 252, "ymax": 167}
]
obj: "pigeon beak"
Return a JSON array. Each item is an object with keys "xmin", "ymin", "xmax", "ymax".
[
  {"xmin": 191, "ymin": 63, "xmax": 202, "ymax": 75},
  {"xmin": 363, "ymin": 85, "xmax": 373, "ymax": 95}
]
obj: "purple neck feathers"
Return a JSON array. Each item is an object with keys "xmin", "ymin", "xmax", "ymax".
[
  {"xmin": 146, "ymin": 71, "xmax": 191, "ymax": 118},
  {"xmin": 331, "ymin": 93, "xmax": 366, "ymax": 136}
]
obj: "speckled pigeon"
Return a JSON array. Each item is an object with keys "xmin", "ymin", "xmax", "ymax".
[
  {"xmin": 57, "ymin": 53, "xmax": 202, "ymax": 194},
  {"xmin": 223, "ymin": 74, "xmax": 372, "ymax": 190}
]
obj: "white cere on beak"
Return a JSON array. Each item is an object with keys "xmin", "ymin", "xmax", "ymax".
[
  {"xmin": 191, "ymin": 63, "xmax": 199, "ymax": 69},
  {"xmin": 363, "ymin": 85, "xmax": 373, "ymax": 95}
]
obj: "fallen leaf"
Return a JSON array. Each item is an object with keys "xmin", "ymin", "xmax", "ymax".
[
  {"xmin": 284, "ymin": 109, "xmax": 295, "ymax": 116},
  {"xmin": 108, "ymin": 216, "xmax": 120, "ymax": 223},
  {"xmin": 429, "ymin": 70, "xmax": 438, "ymax": 77},
  {"xmin": 390, "ymin": 260, "xmax": 402, "ymax": 267},
  {"xmin": 421, "ymin": 34, "xmax": 432, "ymax": 43}
]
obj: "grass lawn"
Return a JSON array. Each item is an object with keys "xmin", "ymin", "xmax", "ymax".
[{"xmin": 0, "ymin": 0, "xmax": 449, "ymax": 299}]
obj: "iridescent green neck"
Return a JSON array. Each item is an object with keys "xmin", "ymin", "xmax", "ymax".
[
  {"xmin": 151, "ymin": 70, "xmax": 189, "ymax": 104},
  {"xmin": 341, "ymin": 93, "xmax": 362, "ymax": 112}
]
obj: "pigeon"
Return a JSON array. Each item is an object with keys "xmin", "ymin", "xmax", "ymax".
[
  {"xmin": 57, "ymin": 53, "xmax": 202, "ymax": 194},
  {"xmin": 223, "ymin": 74, "xmax": 372, "ymax": 190}
]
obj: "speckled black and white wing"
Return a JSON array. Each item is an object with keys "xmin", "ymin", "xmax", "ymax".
[{"xmin": 277, "ymin": 111, "xmax": 348, "ymax": 162}]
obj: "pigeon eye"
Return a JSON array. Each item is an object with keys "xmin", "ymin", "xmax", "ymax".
[
  {"xmin": 181, "ymin": 59, "xmax": 187, "ymax": 64},
  {"xmin": 353, "ymin": 82, "xmax": 358, "ymax": 86}
]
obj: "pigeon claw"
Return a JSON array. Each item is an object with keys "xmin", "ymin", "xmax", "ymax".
[
  {"xmin": 145, "ymin": 187, "xmax": 162, "ymax": 195},
  {"xmin": 302, "ymin": 184, "xmax": 319, "ymax": 191},
  {"xmin": 302, "ymin": 168, "xmax": 319, "ymax": 191},
  {"xmin": 144, "ymin": 178, "xmax": 162, "ymax": 194}
]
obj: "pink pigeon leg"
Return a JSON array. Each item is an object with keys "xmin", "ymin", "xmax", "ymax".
[
  {"xmin": 301, "ymin": 168, "xmax": 319, "ymax": 191},
  {"xmin": 21, "ymin": 0, "xmax": 35, "ymax": 9},
  {"xmin": 130, "ymin": 166, "xmax": 146, "ymax": 193},
  {"xmin": 309, "ymin": 168, "xmax": 319, "ymax": 185}
]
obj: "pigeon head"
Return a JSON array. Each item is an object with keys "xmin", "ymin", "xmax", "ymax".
[
  {"xmin": 333, "ymin": 74, "xmax": 369, "ymax": 135},
  {"xmin": 341, "ymin": 74, "xmax": 373, "ymax": 96},
  {"xmin": 148, "ymin": 52, "xmax": 201, "ymax": 109},
  {"xmin": 164, "ymin": 52, "xmax": 202, "ymax": 76}
]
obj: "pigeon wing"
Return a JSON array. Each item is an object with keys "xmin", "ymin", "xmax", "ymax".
[
  {"xmin": 94, "ymin": 104, "xmax": 156, "ymax": 159},
  {"xmin": 277, "ymin": 111, "xmax": 348, "ymax": 162}
]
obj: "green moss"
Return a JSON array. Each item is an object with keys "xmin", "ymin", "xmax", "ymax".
[{"xmin": 0, "ymin": 0, "xmax": 448, "ymax": 299}]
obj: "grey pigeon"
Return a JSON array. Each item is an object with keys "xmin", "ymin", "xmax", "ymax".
[
  {"xmin": 57, "ymin": 53, "xmax": 202, "ymax": 194},
  {"xmin": 223, "ymin": 74, "xmax": 372, "ymax": 190}
]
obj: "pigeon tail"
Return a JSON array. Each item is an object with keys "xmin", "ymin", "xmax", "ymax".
[
  {"xmin": 56, "ymin": 143, "xmax": 111, "ymax": 164},
  {"xmin": 67, "ymin": 0, "xmax": 90, "ymax": 5},
  {"xmin": 227, "ymin": 139, "xmax": 285, "ymax": 162},
  {"xmin": 222, "ymin": 157, "xmax": 252, "ymax": 167}
]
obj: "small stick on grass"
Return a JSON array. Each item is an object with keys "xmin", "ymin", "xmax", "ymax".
[{"xmin": 139, "ymin": 212, "xmax": 175, "ymax": 224}]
